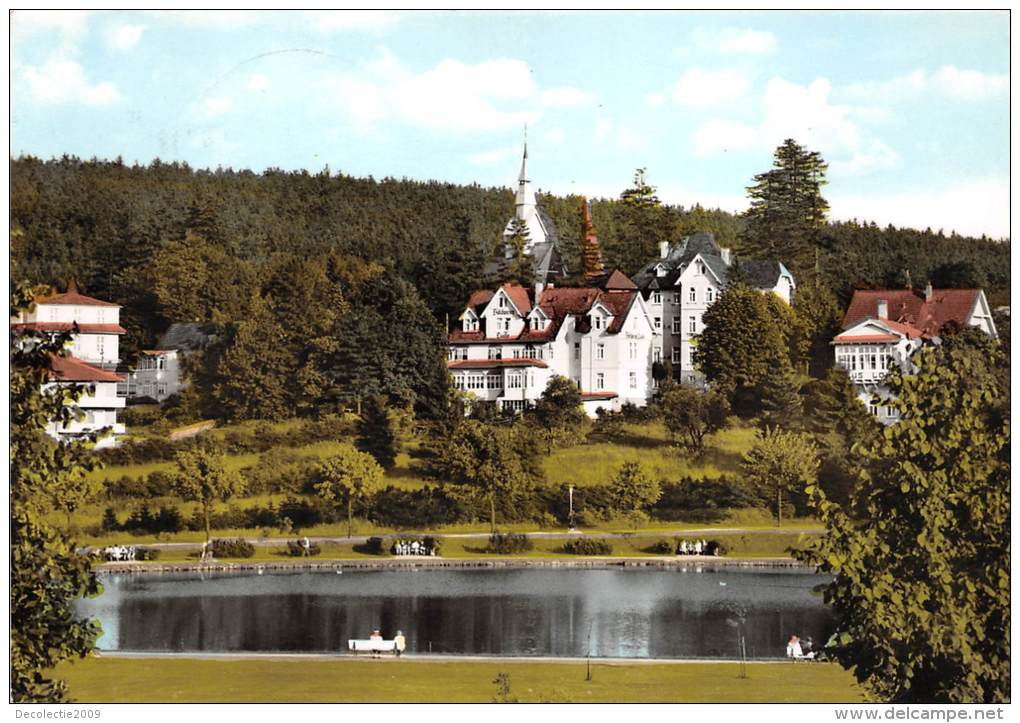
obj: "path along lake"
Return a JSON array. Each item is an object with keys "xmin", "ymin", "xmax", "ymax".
[{"xmin": 78, "ymin": 566, "xmax": 833, "ymax": 659}]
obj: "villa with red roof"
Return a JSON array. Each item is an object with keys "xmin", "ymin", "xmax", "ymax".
[
  {"xmin": 833, "ymin": 282, "xmax": 997, "ymax": 423},
  {"xmin": 447, "ymin": 271, "xmax": 656, "ymax": 415},
  {"xmin": 12, "ymin": 280, "xmax": 126, "ymax": 447}
]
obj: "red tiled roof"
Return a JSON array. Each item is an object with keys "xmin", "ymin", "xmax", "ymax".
[
  {"xmin": 600, "ymin": 269, "xmax": 637, "ymax": 291},
  {"xmin": 448, "ymin": 359, "xmax": 548, "ymax": 369},
  {"xmin": 13, "ymin": 322, "xmax": 127, "ymax": 335},
  {"xmin": 47, "ymin": 355, "xmax": 123, "ymax": 383},
  {"xmin": 466, "ymin": 289, "xmax": 494, "ymax": 315},
  {"xmin": 448, "ymin": 283, "xmax": 641, "ymax": 343},
  {"xmin": 501, "ymin": 284, "xmax": 532, "ymax": 315},
  {"xmin": 35, "ymin": 290, "xmax": 120, "ymax": 308},
  {"xmin": 581, "ymin": 392, "xmax": 618, "ymax": 400},
  {"xmin": 833, "ymin": 334, "xmax": 900, "ymax": 343},
  {"xmin": 842, "ymin": 288, "xmax": 980, "ymax": 338}
]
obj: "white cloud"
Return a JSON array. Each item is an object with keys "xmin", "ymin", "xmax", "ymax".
[
  {"xmin": 672, "ymin": 68, "xmax": 751, "ymax": 108},
  {"xmin": 147, "ymin": 10, "xmax": 262, "ymax": 29},
  {"xmin": 203, "ymin": 97, "xmax": 233, "ymax": 117},
  {"xmin": 692, "ymin": 76, "xmax": 899, "ymax": 176},
  {"xmin": 645, "ymin": 92, "xmax": 666, "ymax": 108},
  {"xmin": 934, "ymin": 66, "xmax": 1008, "ymax": 101},
  {"xmin": 468, "ymin": 146, "xmax": 518, "ymax": 165},
  {"xmin": 541, "ymin": 86, "xmax": 597, "ymax": 108},
  {"xmin": 829, "ymin": 176, "xmax": 1008, "ymax": 238},
  {"xmin": 692, "ymin": 27, "xmax": 777, "ymax": 54},
  {"xmin": 305, "ymin": 10, "xmax": 400, "ymax": 32},
  {"xmin": 246, "ymin": 74, "xmax": 270, "ymax": 93},
  {"xmin": 320, "ymin": 54, "xmax": 543, "ymax": 132},
  {"xmin": 22, "ymin": 57, "xmax": 119, "ymax": 106},
  {"xmin": 12, "ymin": 10, "xmax": 90, "ymax": 40},
  {"xmin": 543, "ymin": 128, "xmax": 565, "ymax": 144},
  {"xmin": 593, "ymin": 119, "xmax": 647, "ymax": 152},
  {"xmin": 843, "ymin": 66, "xmax": 1007, "ymax": 103},
  {"xmin": 106, "ymin": 24, "xmax": 145, "ymax": 50}
]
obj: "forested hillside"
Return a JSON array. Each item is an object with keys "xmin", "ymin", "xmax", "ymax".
[{"xmin": 10, "ymin": 154, "xmax": 1010, "ymax": 385}]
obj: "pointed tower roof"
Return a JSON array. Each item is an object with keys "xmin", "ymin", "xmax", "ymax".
[{"xmin": 515, "ymin": 140, "xmax": 537, "ymax": 209}]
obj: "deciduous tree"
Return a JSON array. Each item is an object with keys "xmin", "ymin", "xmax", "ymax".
[
  {"xmin": 316, "ymin": 446, "xmax": 385, "ymax": 538},
  {"xmin": 608, "ymin": 462, "xmax": 661, "ymax": 512},
  {"xmin": 741, "ymin": 427, "xmax": 819, "ymax": 526},
  {"xmin": 660, "ymin": 384, "xmax": 730, "ymax": 453},
  {"xmin": 11, "ymin": 283, "xmax": 102, "ymax": 702},
  {"xmin": 171, "ymin": 443, "xmax": 246, "ymax": 544},
  {"xmin": 796, "ymin": 347, "xmax": 1009, "ymax": 702}
]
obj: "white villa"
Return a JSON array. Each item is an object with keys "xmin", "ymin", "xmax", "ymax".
[
  {"xmin": 12, "ymin": 280, "xmax": 126, "ymax": 447},
  {"xmin": 126, "ymin": 349, "xmax": 184, "ymax": 402},
  {"xmin": 833, "ymin": 283, "xmax": 998, "ymax": 423},
  {"xmin": 447, "ymin": 271, "xmax": 656, "ymax": 415},
  {"xmin": 632, "ymin": 233, "xmax": 795, "ymax": 384}
]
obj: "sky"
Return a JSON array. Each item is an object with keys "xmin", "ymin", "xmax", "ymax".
[{"xmin": 10, "ymin": 9, "xmax": 1011, "ymax": 238}]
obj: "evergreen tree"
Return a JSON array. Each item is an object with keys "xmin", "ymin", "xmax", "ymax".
[
  {"xmin": 611, "ymin": 168, "xmax": 669, "ymax": 274},
  {"xmin": 11, "ymin": 283, "xmax": 102, "ymax": 702},
  {"xmin": 741, "ymin": 139, "xmax": 829, "ymax": 276},
  {"xmin": 758, "ymin": 366, "xmax": 804, "ymax": 430},
  {"xmin": 579, "ymin": 197, "xmax": 605, "ymax": 280},
  {"xmin": 214, "ymin": 294, "xmax": 293, "ymax": 420},
  {"xmin": 502, "ymin": 217, "xmax": 534, "ymax": 286},
  {"xmin": 355, "ymin": 394, "xmax": 399, "ymax": 469},
  {"xmin": 793, "ymin": 281, "xmax": 844, "ymax": 377},
  {"xmin": 796, "ymin": 346, "xmax": 1009, "ymax": 702}
]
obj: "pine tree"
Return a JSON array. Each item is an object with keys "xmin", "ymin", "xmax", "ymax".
[
  {"xmin": 611, "ymin": 168, "xmax": 668, "ymax": 274},
  {"xmin": 356, "ymin": 394, "xmax": 399, "ymax": 469},
  {"xmin": 502, "ymin": 217, "xmax": 534, "ymax": 286},
  {"xmin": 214, "ymin": 294, "xmax": 293, "ymax": 420},
  {"xmin": 758, "ymin": 366, "xmax": 804, "ymax": 430},
  {"xmin": 579, "ymin": 197, "xmax": 605, "ymax": 280},
  {"xmin": 741, "ymin": 139, "xmax": 829, "ymax": 276}
]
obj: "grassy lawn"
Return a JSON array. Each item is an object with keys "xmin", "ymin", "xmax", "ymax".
[
  {"xmin": 54, "ymin": 656, "xmax": 865, "ymax": 703},
  {"xmin": 544, "ymin": 421, "xmax": 756, "ymax": 486}
]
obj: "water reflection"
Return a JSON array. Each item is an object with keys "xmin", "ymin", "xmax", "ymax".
[{"xmin": 78, "ymin": 567, "xmax": 833, "ymax": 659}]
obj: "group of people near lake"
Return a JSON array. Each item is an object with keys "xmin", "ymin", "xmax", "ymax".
[
  {"xmin": 391, "ymin": 539, "xmax": 438, "ymax": 556},
  {"xmin": 102, "ymin": 545, "xmax": 136, "ymax": 561},
  {"xmin": 677, "ymin": 539, "xmax": 709, "ymax": 555}
]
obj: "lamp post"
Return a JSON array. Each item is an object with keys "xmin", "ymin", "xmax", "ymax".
[{"xmin": 568, "ymin": 484, "xmax": 575, "ymax": 532}]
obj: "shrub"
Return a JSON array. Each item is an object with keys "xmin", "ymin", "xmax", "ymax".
[
  {"xmin": 369, "ymin": 485, "xmax": 467, "ymax": 528},
  {"xmin": 211, "ymin": 538, "xmax": 256, "ymax": 558},
  {"xmin": 563, "ymin": 537, "xmax": 613, "ymax": 555},
  {"xmin": 134, "ymin": 547, "xmax": 161, "ymax": 561},
  {"xmin": 121, "ymin": 404, "xmax": 164, "ymax": 428},
  {"xmin": 646, "ymin": 539, "xmax": 674, "ymax": 554},
  {"xmin": 705, "ymin": 540, "xmax": 726, "ymax": 556},
  {"xmin": 486, "ymin": 532, "xmax": 533, "ymax": 554},
  {"xmin": 285, "ymin": 539, "xmax": 322, "ymax": 557},
  {"xmin": 363, "ymin": 536, "xmax": 386, "ymax": 554}
]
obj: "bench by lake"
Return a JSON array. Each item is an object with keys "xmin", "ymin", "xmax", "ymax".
[{"xmin": 77, "ymin": 567, "xmax": 833, "ymax": 659}]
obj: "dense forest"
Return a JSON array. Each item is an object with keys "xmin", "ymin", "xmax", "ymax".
[{"xmin": 9, "ymin": 154, "xmax": 1010, "ymax": 421}]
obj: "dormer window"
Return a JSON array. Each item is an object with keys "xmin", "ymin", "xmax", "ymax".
[
  {"xmin": 531, "ymin": 317, "xmax": 545, "ymax": 331},
  {"xmin": 593, "ymin": 315, "xmax": 604, "ymax": 331},
  {"xmin": 655, "ymin": 264, "xmax": 667, "ymax": 278}
]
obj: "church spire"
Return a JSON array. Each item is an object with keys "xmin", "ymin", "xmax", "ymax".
[{"xmin": 515, "ymin": 129, "xmax": 536, "ymax": 212}]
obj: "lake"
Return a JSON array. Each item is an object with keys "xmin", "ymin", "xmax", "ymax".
[{"xmin": 77, "ymin": 566, "xmax": 833, "ymax": 659}]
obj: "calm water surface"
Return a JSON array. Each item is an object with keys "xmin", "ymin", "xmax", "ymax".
[{"xmin": 78, "ymin": 567, "xmax": 833, "ymax": 659}]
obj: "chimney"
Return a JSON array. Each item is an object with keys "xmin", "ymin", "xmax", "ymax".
[
  {"xmin": 877, "ymin": 299, "xmax": 888, "ymax": 320},
  {"xmin": 659, "ymin": 241, "xmax": 670, "ymax": 259},
  {"xmin": 924, "ymin": 281, "xmax": 933, "ymax": 302},
  {"xmin": 535, "ymin": 281, "xmax": 545, "ymax": 299},
  {"xmin": 720, "ymin": 247, "xmax": 732, "ymax": 266}
]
